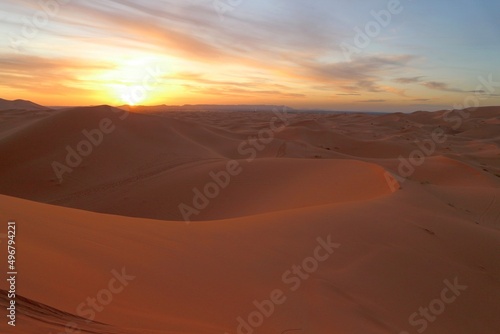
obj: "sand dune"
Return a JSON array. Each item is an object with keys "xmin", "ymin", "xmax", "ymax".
[
  {"xmin": 0, "ymin": 289, "xmax": 130, "ymax": 334},
  {"xmin": 1, "ymin": 185, "xmax": 499, "ymax": 333},
  {"xmin": 0, "ymin": 106, "xmax": 499, "ymax": 333},
  {"xmin": 0, "ymin": 98, "xmax": 50, "ymax": 112}
]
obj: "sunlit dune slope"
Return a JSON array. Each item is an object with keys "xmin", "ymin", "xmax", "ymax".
[{"xmin": 1, "ymin": 186, "xmax": 499, "ymax": 333}]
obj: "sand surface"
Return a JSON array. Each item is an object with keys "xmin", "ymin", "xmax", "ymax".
[{"xmin": 0, "ymin": 106, "xmax": 499, "ymax": 333}]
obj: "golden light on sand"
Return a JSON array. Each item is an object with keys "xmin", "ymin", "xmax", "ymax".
[{"xmin": 1, "ymin": 103, "xmax": 500, "ymax": 332}]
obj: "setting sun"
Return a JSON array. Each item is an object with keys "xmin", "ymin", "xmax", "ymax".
[
  {"xmin": 95, "ymin": 56, "xmax": 166, "ymax": 106},
  {"xmin": 117, "ymin": 84, "xmax": 147, "ymax": 106}
]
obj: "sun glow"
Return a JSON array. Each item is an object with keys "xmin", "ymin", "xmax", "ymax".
[
  {"xmin": 117, "ymin": 84, "xmax": 147, "ymax": 106},
  {"xmin": 95, "ymin": 56, "xmax": 166, "ymax": 106}
]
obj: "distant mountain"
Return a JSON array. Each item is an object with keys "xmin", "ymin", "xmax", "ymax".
[
  {"xmin": 117, "ymin": 104, "xmax": 294, "ymax": 113},
  {"xmin": 0, "ymin": 98, "xmax": 50, "ymax": 111}
]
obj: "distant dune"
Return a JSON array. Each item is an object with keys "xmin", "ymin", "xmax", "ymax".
[
  {"xmin": 117, "ymin": 104, "xmax": 295, "ymax": 115},
  {"xmin": 0, "ymin": 98, "xmax": 50, "ymax": 111},
  {"xmin": 0, "ymin": 105, "xmax": 499, "ymax": 333}
]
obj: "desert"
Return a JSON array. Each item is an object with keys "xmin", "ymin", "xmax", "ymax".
[
  {"xmin": 1, "ymin": 1, "xmax": 500, "ymax": 333},
  {"xmin": 0, "ymin": 103, "xmax": 499, "ymax": 334}
]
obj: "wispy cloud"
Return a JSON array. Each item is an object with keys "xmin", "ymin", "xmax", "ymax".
[
  {"xmin": 422, "ymin": 81, "xmax": 465, "ymax": 93},
  {"xmin": 360, "ymin": 99, "xmax": 386, "ymax": 103},
  {"xmin": 394, "ymin": 76, "xmax": 424, "ymax": 84},
  {"xmin": 0, "ymin": 0, "xmax": 498, "ymax": 111},
  {"xmin": 0, "ymin": 54, "xmax": 114, "ymax": 95}
]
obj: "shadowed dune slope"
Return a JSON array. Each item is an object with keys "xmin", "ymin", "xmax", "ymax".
[
  {"xmin": 0, "ymin": 106, "xmax": 396, "ymax": 220},
  {"xmin": 0, "ymin": 106, "xmax": 498, "ymax": 222}
]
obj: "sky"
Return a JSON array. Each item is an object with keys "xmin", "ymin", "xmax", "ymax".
[{"xmin": 0, "ymin": 0, "xmax": 499, "ymax": 112}]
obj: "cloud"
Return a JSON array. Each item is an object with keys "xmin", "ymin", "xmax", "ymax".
[
  {"xmin": 422, "ymin": 81, "xmax": 464, "ymax": 93},
  {"xmin": 356, "ymin": 80, "xmax": 384, "ymax": 93},
  {"xmin": 394, "ymin": 76, "xmax": 424, "ymax": 84},
  {"xmin": 382, "ymin": 86, "xmax": 406, "ymax": 97},
  {"xmin": 360, "ymin": 99, "xmax": 386, "ymax": 103},
  {"xmin": 290, "ymin": 55, "xmax": 418, "ymax": 98},
  {"xmin": 1, "ymin": 0, "xmax": 495, "ymax": 109},
  {"xmin": 170, "ymin": 72, "xmax": 305, "ymax": 98},
  {"xmin": 185, "ymin": 86, "xmax": 306, "ymax": 99},
  {"xmin": 297, "ymin": 55, "xmax": 417, "ymax": 83},
  {"xmin": 421, "ymin": 82, "xmax": 497, "ymax": 95},
  {"xmin": 0, "ymin": 54, "xmax": 114, "ymax": 95},
  {"xmin": 1, "ymin": 1, "xmax": 422, "ymax": 104}
]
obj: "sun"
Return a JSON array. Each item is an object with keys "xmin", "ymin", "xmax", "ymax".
[
  {"xmin": 118, "ymin": 84, "xmax": 148, "ymax": 106},
  {"xmin": 97, "ymin": 55, "xmax": 165, "ymax": 106}
]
